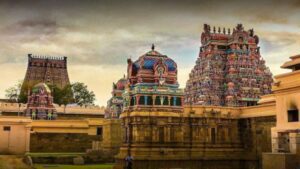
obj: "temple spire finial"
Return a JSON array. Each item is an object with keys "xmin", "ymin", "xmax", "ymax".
[{"xmin": 151, "ymin": 44, "xmax": 155, "ymax": 51}]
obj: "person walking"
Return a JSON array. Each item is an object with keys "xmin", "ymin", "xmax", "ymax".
[{"xmin": 125, "ymin": 153, "xmax": 133, "ymax": 169}]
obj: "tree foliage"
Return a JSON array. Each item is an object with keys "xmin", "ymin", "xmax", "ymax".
[
  {"xmin": 49, "ymin": 84, "xmax": 74, "ymax": 106},
  {"xmin": 5, "ymin": 81, "xmax": 96, "ymax": 106},
  {"xmin": 5, "ymin": 80, "xmax": 23, "ymax": 101},
  {"xmin": 72, "ymin": 82, "xmax": 96, "ymax": 106}
]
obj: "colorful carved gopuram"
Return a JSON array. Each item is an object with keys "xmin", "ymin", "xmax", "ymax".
[
  {"xmin": 123, "ymin": 44, "xmax": 184, "ymax": 112},
  {"xmin": 20, "ymin": 54, "xmax": 71, "ymax": 99},
  {"xmin": 115, "ymin": 44, "xmax": 185, "ymax": 168},
  {"xmin": 24, "ymin": 83, "xmax": 57, "ymax": 120},
  {"xmin": 185, "ymin": 24, "xmax": 273, "ymax": 107},
  {"xmin": 105, "ymin": 75, "xmax": 127, "ymax": 118}
]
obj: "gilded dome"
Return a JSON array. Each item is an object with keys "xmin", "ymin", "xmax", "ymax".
[{"xmin": 32, "ymin": 83, "xmax": 51, "ymax": 94}]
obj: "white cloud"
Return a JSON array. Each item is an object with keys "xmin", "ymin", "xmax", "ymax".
[{"xmin": 0, "ymin": 0, "xmax": 300, "ymax": 106}]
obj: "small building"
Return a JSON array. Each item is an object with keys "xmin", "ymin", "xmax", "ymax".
[
  {"xmin": 263, "ymin": 54, "xmax": 300, "ymax": 169},
  {"xmin": 0, "ymin": 116, "xmax": 31, "ymax": 155},
  {"xmin": 24, "ymin": 83, "xmax": 57, "ymax": 120}
]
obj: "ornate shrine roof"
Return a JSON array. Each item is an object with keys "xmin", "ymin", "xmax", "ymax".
[{"xmin": 32, "ymin": 83, "xmax": 52, "ymax": 94}]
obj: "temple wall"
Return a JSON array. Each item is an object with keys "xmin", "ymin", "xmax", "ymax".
[
  {"xmin": 239, "ymin": 116, "xmax": 276, "ymax": 168},
  {"xmin": 29, "ymin": 119, "xmax": 122, "ymax": 155},
  {"xmin": 30, "ymin": 133, "xmax": 100, "ymax": 152},
  {"xmin": 116, "ymin": 105, "xmax": 276, "ymax": 169},
  {"xmin": 274, "ymin": 91, "xmax": 300, "ymax": 130}
]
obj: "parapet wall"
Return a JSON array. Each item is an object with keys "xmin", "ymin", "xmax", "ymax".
[
  {"xmin": 0, "ymin": 102, "xmax": 105, "ymax": 115},
  {"xmin": 184, "ymin": 102, "xmax": 276, "ymax": 119}
]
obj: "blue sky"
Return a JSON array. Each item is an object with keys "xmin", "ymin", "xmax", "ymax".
[{"xmin": 0, "ymin": 0, "xmax": 300, "ymax": 105}]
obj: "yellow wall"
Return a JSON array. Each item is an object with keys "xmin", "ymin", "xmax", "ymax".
[
  {"xmin": 272, "ymin": 70, "xmax": 300, "ymax": 131},
  {"xmin": 0, "ymin": 116, "xmax": 31, "ymax": 155},
  {"xmin": 31, "ymin": 118, "xmax": 105, "ymax": 135}
]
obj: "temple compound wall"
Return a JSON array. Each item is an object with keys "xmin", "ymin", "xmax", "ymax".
[
  {"xmin": 29, "ymin": 119, "xmax": 122, "ymax": 153},
  {"xmin": 26, "ymin": 118, "xmax": 122, "ymax": 164},
  {"xmin": 0, "ymin": 102, "xmax": 105, "ymax": 118}
]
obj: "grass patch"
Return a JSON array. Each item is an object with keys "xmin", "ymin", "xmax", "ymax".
[
  {"xmin": 0, "ymin": 155, "xmax": 31, "ymax": 169},
  {"xmin": 26, "ymin": 152, "xmax": 85, "ymax": 157},
  {"xmin": 34, "ymin": 164, "xmax": 113, "ymax": 169}
]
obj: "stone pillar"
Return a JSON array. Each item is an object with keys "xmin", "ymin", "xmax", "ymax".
[
  {"xmin": 25, "ymin": 126, "xmax": 31, "ymax": 153},
  {"xmin": 166, "ymin": 126, "xmax": 170, "ymax": 142},
  {"xmin": 136, "ymin": 95, "xmax": 140, "ymax": 106},
  {"xmin": 145, "ymin": 96, "xmax": 148, "ymax": 105},
  {"xmin": 271, "ymin": 129, "xmax": 278, "ymax": 153},
  {"xmin": 297, "ymin": 133, "xmax": 300, "ymax": 154},
  {"xmin": 168, "ymin": 96, "xmax": 171, "ymax": 106},
  {"xmin": 133, "ymin": 97, "xmax": 136, "ymax": 106},
  {"xmin": 173, "ymin": 97, "xmax": 177, "ymax": 106},
  {"xmin": 152, "ymin": 95, "xmax": 156, "ymax": 106},
  {"xmin": 289, "ymin": 132, "xmax": 298, "ymax": 154},
  {"xmin": 160, "ymin": 96, "xmax": 164, "ymax": 105}
]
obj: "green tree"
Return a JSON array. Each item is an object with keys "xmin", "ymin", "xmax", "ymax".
[
  {"xmin": 5, "ymin": 80, "xmax": 23, "ymax": 102},
  {"xmin": 72, "ymin": 82, "xmax": 96, "ymax": 106},
  {"xmin": 49, "ymin": 84, "xmax": 73, "ymax": 106},
  {"xmin": 5, "ymin": 81, "xmax": 95, "ymax": 106}
]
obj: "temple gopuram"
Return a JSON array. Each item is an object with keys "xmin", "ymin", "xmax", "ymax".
[
  {"xmin": 123, "ymin": 44, "xmax": 183, "ymax": 112},
  {"xmin": 24, "ymin": 83, "xmax": 57, "ymax": 120},
  {"xmin": 115, "ymin": 45, "xmax": 185, "ymax": 168},
  {"xmin": 105, "ymin": 75, "xmax": 127, "ymax": 118},
  {"xmin": 185, "ymin": 24, "xmax": 273, "ymax": 107},
  {"xmin": 20, "ymin": 54, "xmax": 71, "ymax": 101}
]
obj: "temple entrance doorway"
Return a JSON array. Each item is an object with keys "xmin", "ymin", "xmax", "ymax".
[{"xmin": 278, "ymin": 132, "xmax": 290, "ymax": 152}]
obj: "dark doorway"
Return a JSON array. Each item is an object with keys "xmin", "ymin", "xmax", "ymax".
[
  {"xmin": 211, "ymin": 128, "xmax": 216, "ymax": 144},
  {"xmin": 288, "ymin": 109, "xmax": 299, "ymax": 122},
  {"xmin": 159, "ymin": 127, "xmax": 164, "ymax": 143}
]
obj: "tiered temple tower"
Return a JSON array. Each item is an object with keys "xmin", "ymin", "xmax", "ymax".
[
  {"xmin": 185, "ymin": 24, "xmax": 273, "ymax": 107},
  {"xmin": 24, "ymin": 83, "xmax": 57, "ymax": 120},
  {"xmin": 105, "ymin": 75, "xmax": 127, "ymax": 119},
  {"xmin": 115, "ymin": 45, "xmax": 185, "ymax": 168},
  {"xmin": 20, "ymin": 54, "xmax": 71, "ymax": 101}
]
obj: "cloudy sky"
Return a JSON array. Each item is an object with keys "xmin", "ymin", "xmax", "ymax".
[{"xmin": 0, "ymin": 0, "xmax": 300, "ymax": 106}]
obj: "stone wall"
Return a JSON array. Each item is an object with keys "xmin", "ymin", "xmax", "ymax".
[
  {"xmin": 239, "ymin": 116, "xmax": 276, "ymax": 168},
  {"xmin": 30, "ymin": 133, "xmax": 101, "ymax": 152},
  {"xmin": 115, "ymin": 109, "xmax": 276, "ymax": 169},
  {"xmin": 56, "ymin": 113, "xmax": 104, "ymax": 119}
]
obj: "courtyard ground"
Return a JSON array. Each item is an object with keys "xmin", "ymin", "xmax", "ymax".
[
  {"xmin": 0, "ymin": 155, "xmax": 31, "ymax": 169},
  {"xmin": 34, "ymin": 164, "xmax": 113, "ymax": 169}
]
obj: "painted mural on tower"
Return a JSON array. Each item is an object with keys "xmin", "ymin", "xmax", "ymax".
[{"xmin": 185, "ymin": 24, "xmax": 273, "ymax": 107}]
